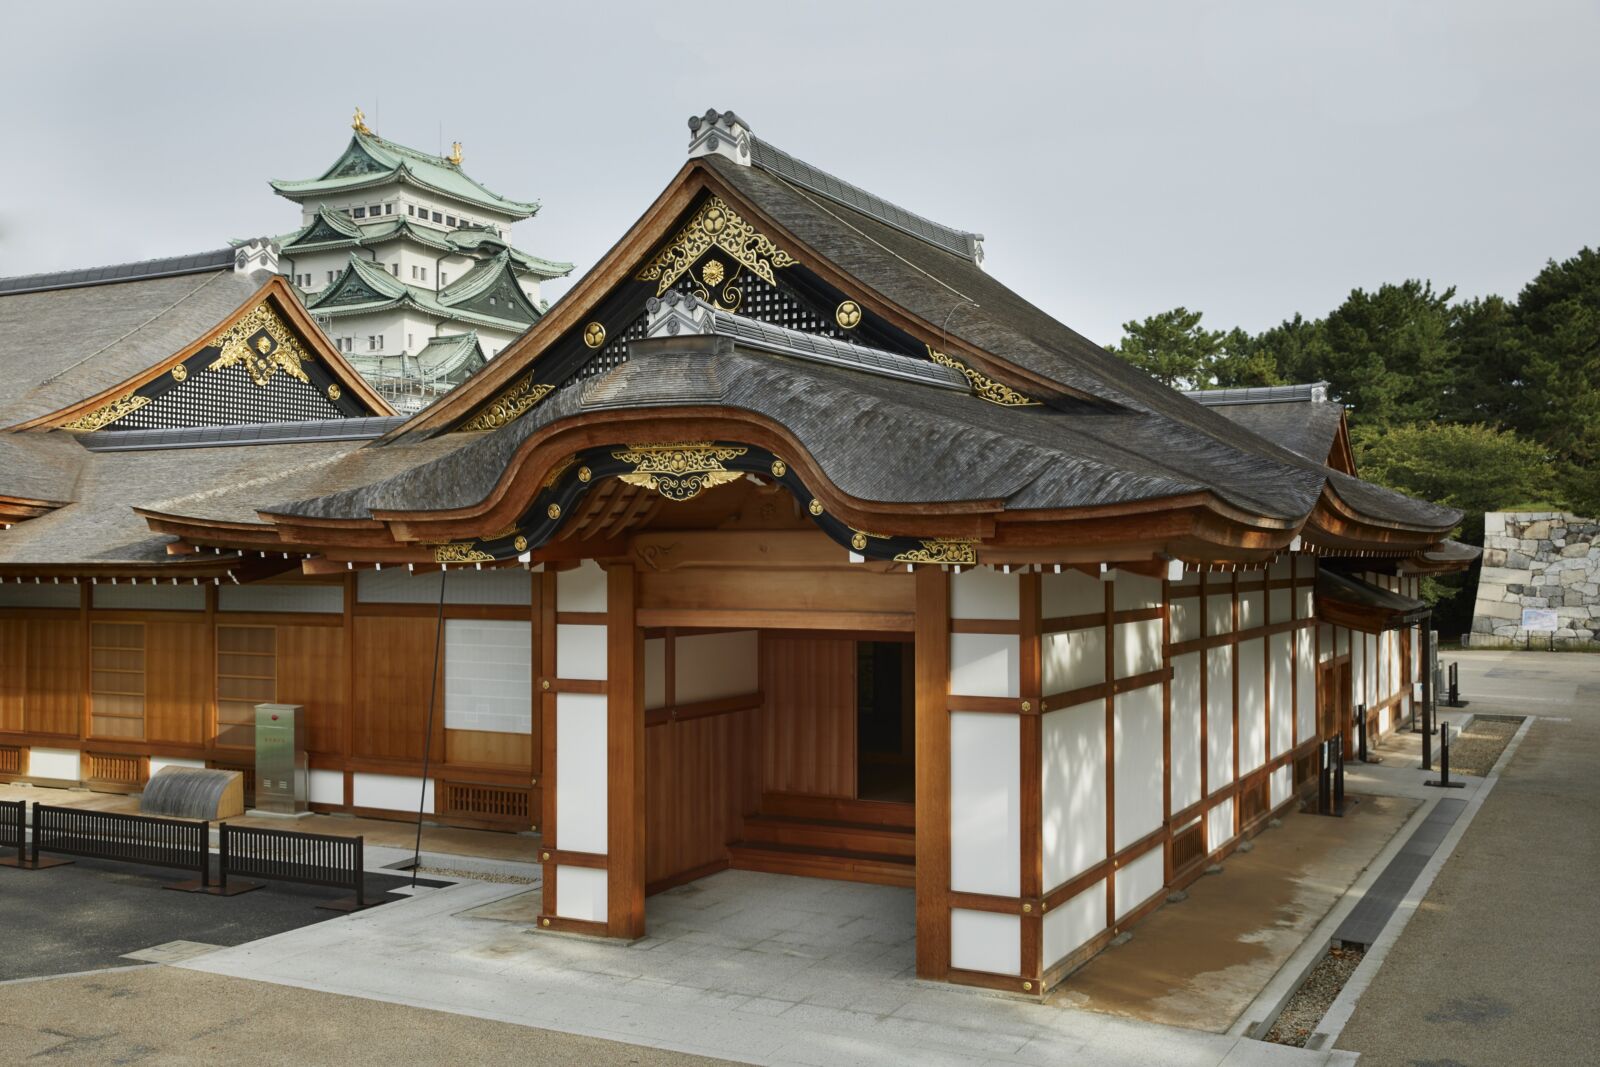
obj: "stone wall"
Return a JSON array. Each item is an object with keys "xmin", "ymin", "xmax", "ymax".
[{"xmin": 1468, "ymin": 511, "xmax": 1600, "ymax": 647}]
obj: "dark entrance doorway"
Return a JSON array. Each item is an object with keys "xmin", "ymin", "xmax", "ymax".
[{"xmin": 856, "ymin": 640, "xmax": 914, "ymax": 802}]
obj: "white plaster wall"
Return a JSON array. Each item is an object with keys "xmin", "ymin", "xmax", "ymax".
[
  {"xmin": 557, "ymin": 560, "xmax": 607, "ymax": 611},
  {"xmin": 93, "ymin": 583, "xmax": 205, "ymax": 611},
  {"xmin": 1170, "ymin": 652, "xmax": 1202, "ymax": 812},
  {"xmin": 950, "ymin": 712, "xmax": 1020, "ymax": 897},
  {"xmin": 556, "ymin": 865, "xmax": 608, "ymax": 922},
  {"xmin": 1270, "ymin": 558, "xmax": 1293, "ymax": 580},
  {"xmin": 1296, "ymin": 628, "xmax": 1317, "ymax": 743},
  {"xmin": 1042, "ymin": 627, "xmax": 1104, "ymax": 694},
  {"xmin": 1269, "ymin": 633, "xmax": 1293, "ymax": 758},
  {"xmin": 1043, "ymin": 569, "xmax": 1103, "ymax": 617},
  {"xmin": 1112, "ymin": 571, "xmax": 1161, "ymax": 611},
  {"xmin": 1043, "ymin": 878, "xmax": 1105, "ymax": 968},
  {"xmin": 1042, "ymin": 700, "xmax": 1105, "ymax": 888},
  {"xmin": 950, "ymin": 909, "xmax": 1020, "ymax": 976},
  {"xmin": 1113, "ymin": 685, "xmax": 1163, "ymax": 850},
  {"xmin": 675, "ymin": 631, "xmax": 758, "ymax": 703},
  {"xmin": 1114, "ymin": 845, "xmax": 1164, "ymax": 920},
  {"xmin": 644, "ymin": 637, "xmax": 667, "ymax": 710},
  {"xmin": 220, "ymin": 583, "xmax": 344, "ymax": 613},
  {"xmin": 1296, "ymin": 587, "xmax": 1315, "ymax": 620},
  {"xmin": 555, "ymin": 693, "xmax": 607, "ymax": 854},
  {"xmin": 1270, "ymin": 764, "xmax": 1293, "ymax": 808},
  {"xmin": 556, "ymin": 624, "xmax": 607, "ymax": 681},
  {"xmin": 1114, "ymin": 619, "xmax": 1162, "ymax": 680},
  {"xmin": 1269, "ymin": 588, "xmax": 1292, "ymax": 623},
  {"xmin": 1170, "ymin": 595, "xmax": 1201, "ymax": 644},
  {"xmin": 949, "ymin": 634, "xmax": 1020, "ymax": 698},
  {"xmin": 1237, "ymin": 638, "xmax": 1266, "ymax": 774},
  {"xmin": 358, "ymin": 568, "xmax": 531, "ymax": 605},
  {"xmin": 147, "ymin": 757, "xmax": 206, "ymax": 783},
  {"xmin": 1296, "ymin": 555, "xmax": 1316, "ymax": 578},
  {"xmin": 1206, "ymin": 593, "xmax": 1234, "ymax": 636},
  {"xmin": 0, "ymin": 583, "xmax": 79, "ymax": 608},
  {"xmin": 353, "ymin": 772, "xmax": 433, "ymax": 813},
  {"xmin": 28, "ymin": 747, "xmax": 80, "ymax": 780},
  {"xmin": 309, "ymin": 768, "xmax": 344, "ymax": 805},
  {"xmin": 445, "ymin": 619, "xmax": 532, "ymax": 734},
  {"xmin": 1239, "ymin": 589, "xmax": 1265, "ymax": 630},
  {"xmin": 1206, "ymin": 647, "xmax": 1234, "ymax": 793},
  {"xmin": 951, "ymin": 568, "xmax": 1019, "ymax": 620},
  {"xmin": 1207, "ymin": 796, "xmax": 1235, "ymax": 848}
]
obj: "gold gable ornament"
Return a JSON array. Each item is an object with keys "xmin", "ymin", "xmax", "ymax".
[
  {"xmin": 434, "ymin": 542, "xmax": 495, "ymax": 564},
  {"xmin": 207, "ymin": 302, "xmax": 316, "ymax": 388},
  {"xmin": 893, "ymin": 539, "xmax": 979, "ymax": 565},
  {"xmin": 612, "ymin": 442, "xmax": 748, "ymax": 502},
  {"xmin": 636, "ymin": 195, "xmax": 796, "ymax": 311},
  {"xmin": 352, "ymin": 106, "xmax": 371, "ymax": 135},
  {"xmin": 460, "ymin": 372, "xmax": 555, "ymax": 432},
  {"xmin": 926, "ymin": 346, "xmax": 1040, "ymax": 407},
  {"xmin": 60, "ymin": 392, "xmax": 151, "ymax": 432}
]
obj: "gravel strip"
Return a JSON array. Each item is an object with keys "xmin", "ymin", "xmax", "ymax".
[
  {"xmin": 414, "ymin": 865, "xmax": 537, "ymax": 885},
  {"xmin": 1265, "ymin": 946, "xmax": 1365, "ymax": 1047},
  {"xmin": 1444, "ymin": 715, "xmax": 1523, "ymax": 777}
]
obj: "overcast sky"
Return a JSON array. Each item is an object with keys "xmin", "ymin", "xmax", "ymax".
[{"xmin": 2, "ymin": 1, "xmax": 1596, "ymax": 344}]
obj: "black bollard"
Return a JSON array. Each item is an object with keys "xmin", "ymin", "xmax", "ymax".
[
  {"xmin": 1318, "ymin": 739, "xmax": 1332, "ymax": 815},
  {"xmin": 1356, "ymin": 704, "xmax": 1369, "ymax": 763},
  {"xmin": 1447, "ymin": 662, "xmax": 1460, "ymax": 708},
  {"xmin": 1425, "ymin": 722, "xmax": 1466, "ymax": 789},
  {"xmin": 1333, "ymin": 735, "xmax": 1346, "ymax": 815}
]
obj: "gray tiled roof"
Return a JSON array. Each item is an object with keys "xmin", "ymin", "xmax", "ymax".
[{"xmin": 0, "ymin": 249, "xmax": 237, "ymax": 296}]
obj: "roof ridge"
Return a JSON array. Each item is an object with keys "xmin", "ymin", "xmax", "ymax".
[{"xmin": 0, "ymin": 248, "xmax": 236, "ymax": 296}]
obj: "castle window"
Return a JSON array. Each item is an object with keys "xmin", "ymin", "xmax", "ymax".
[
  {"xmin": 446, "ymin": 215, "xmax": 457, "ymax": 227},
  {"xmin": 327, "ymin": 270, "xmax": 336, "ymax": 283},
  {"xmin": 440, "ymin": 273, "xmax": 448, "ymax": 285},
  {"xmin": 432, "ymin": 211, "xmax": 443, "ymax": 223},
  {"xmin": 353, "ymin": 206, "xmax": 366, "ymax": 219},
  {"xmin": 391, "ymin": 264, "xmax": 399, "ymax": 276},
  {"xmin": 407, "ymin": 205, "xmax": 415, "ymax": 216},
  {"xmin": 420, "ymin": 267, "xmax": 428, "ymax": 281}
]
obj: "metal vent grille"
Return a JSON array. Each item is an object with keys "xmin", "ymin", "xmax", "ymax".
[{"xmin": 114, "ymin": 365, "xmax": 341, "ymax": 430}]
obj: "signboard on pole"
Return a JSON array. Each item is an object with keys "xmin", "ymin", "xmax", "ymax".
[{"xmin": 1521, "ymin": 608, "xmax": 1559, "ymax": 632}]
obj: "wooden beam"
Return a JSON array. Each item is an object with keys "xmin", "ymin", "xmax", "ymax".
[
  {"xmin": 606, "ymin": 562, "xmax": 645, "ymax": 939},
  {"xmin": 914, "ymin": 567, "xmax": 951, "ymax": 980}
]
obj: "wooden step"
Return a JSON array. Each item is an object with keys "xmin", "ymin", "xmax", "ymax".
[
  {"xmin": 727, "ymin": 841, "xmax": 914, "ymax": 888},
  {"xmin": 740, "ymin": 813, "xmax": 915, "ymax": 858},
  {"xmin": 758, "ymin": 792, "xmax": 914, "ymax": 829}
]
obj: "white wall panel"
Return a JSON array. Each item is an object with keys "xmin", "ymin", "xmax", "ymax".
[
  {"xmin": 358, "ymin": 568, "xmax": 530, "ymax": 605},
  {"xmin": 1042, "ymin": 627, "xmax": 1104, "ymax": 694},
  {"xmin": 556, "ymin": 865, "xmax": 608, "ymax": 922},
  {"xmin": 556, "ymin": 560, "xmax": 607, "ymax": 612},
  {"xmin": 1170, "ymin": 653, "xmax": 1202, "ymax": 812},
  {"xmin": 148, "ymin": 756, "xmax": 206, "ymax": 779},
  {"xmin": 1239, "ymin": 590, "xmax": 1265, "ymax": 631},
  {"xmin": 220, "ymin": 583, "xmax": 343, "ymax": 613},
  {"xmin": 1238, "ymin": 638, "xmax": 1266, "ymax": 774},
  {"xmin": 1042, "ymin": 700, "xmax": 1105, "ymax": 889},
  {"xmin": 1296, "ymin": 629, "xmax": 1316, "ymax": 743},
  {"xmin": 0, "ymin": 583, "xmax": 80, "ymax": 608},
  {"xmin": 1296, "ymin": 588, "xmax": 1315, "ymax": 620},
  {"xmin": 1114, "ymin": 685, "xmax": 1163, "ymax": 850},
  {"xmin": 1206, "ymin": 647, "xmax": 1234, "ymax": 793},
  {"xmin": 951, "ymin": 567, "xmax": 1019, "ymax": 620},
  {"xmin": 353, "ymin": 772, "xmax": 432, "ymax": 813},
  {"xmin": 93, "ymin": 583, "xmax": 205, "ymax": 611},
  {"xmin": 1206, "ymin": 593, "xmax": 1234, "ymax": 636},
  {"xmin": 1270, "ymin": 557, "xmax": 1293, "ymax": 580},
  {"xmin": 1269, "ymin": 633, "xmax": 1293, "ymax": 758},
  {"xmin": 555, "ymin": 693, "xmax": 608, "ymax": 854},
  {"xmin": 556, "ymin": 623, "xmax": 607, "ymax": 681},
  {"xmin": 1269, "ymin": 588, "xmax": 1292, "ymax": 623},
  {"xmin": 949, "ymin": 634, "xmax": 1020, "ymax": 698},
  {"xmin": 445, "ymin": 620, "xmax": 532, "ymax": 734},
  {"xmin": 644, "ymin": 638, "xmax": 667, "ymax": 710},
  {"xmin": 1043, "ymin": 879, "xmax": 1106, "ymax": 968},
  {"xmin": 1043, "ymin": 569, "xmax": 1103, "ymax": 618},
  {"xmin": 675, "ymin": 631, "xmax": 758, "ymax": 703},
  {"xmin": 309, "ymin": 768, "xmax": 344, "ymax": 805},
  {"xmin": 1112, "ymin": 571, "xmax": 1161, "ymax": 611},
  {"xmin": 1169, "ymin": 596, "xmax": 1201, "ymax": 644},
  {"xmin": 1114, "ymin": 619, "xmax": 1162, "ymax": 680},
  {"xmin": 1207, "ymin": 796, "xmax": 1235, "ymax": 848},
  {"xmin": 950, "ymin": 712, "xmax": 1020, "ymax": 897},
  {"xmin": 28, "ymin": 747, "xmax": 80, "ymax": 781},
  {"xmin": 1295, "ymin": 555, "xmax": 1316, "ymax": 578},
  {"xmin": 1114, "ymin": 845, "xmax": 1164, "ymax": 919},
  {"xmin": 1270, "ymin": 764, "xmax": 1293, "ymax": 808},
  {"xmin": 951, "ymin": 909, "xmax": 1020, "ymax": 976}
]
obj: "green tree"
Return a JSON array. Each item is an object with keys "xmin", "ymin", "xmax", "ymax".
[
  {"xmin": 1210, "ymin": 328, "xmax": 1286, "ymax": 388},
  {"xmin": 1108, "ymin": 307, "xmax": 1224, "ymax": 389},
  {"xmin": 1317, "ymin": 281, "xmax": 1459, "ymax": 429},
  {"xmin": 1352, "ymin": 422, "xmax": 1558, "ymax": 514}
]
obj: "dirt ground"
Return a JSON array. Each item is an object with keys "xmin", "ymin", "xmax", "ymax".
[
  {"xmin": 1049, "ymin": 792, "xmax": 1415, "ymax": 1032},
  {"xmin": 0, "ymin": 966, "xmax": 740, "ymax": 1066}
]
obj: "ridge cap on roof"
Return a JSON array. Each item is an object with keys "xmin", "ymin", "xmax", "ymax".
[
  {"xmin": 1183, "ymin": 382, "xmax": 1333, "ymax": 407},
  {"xmin": 0, "ymin": 248, "xmax": 237, "ymax": 296}
]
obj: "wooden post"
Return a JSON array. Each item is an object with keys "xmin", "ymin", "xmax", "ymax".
[
  {"xmin": 1018, "ymin": 571, "xmax": 1043, "ymax": 986},
  {"xmin": 914, "ymin": 567, "xmax": 951, "ymax": 980},
  {"xmin": 606, "ymin": 562, "xmax": 645, "ymax": 939}
]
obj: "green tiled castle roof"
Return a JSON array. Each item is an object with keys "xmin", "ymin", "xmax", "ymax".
[
  {"xmin": 306, "ymin": 252, "xmax": 542, "ymax": 332},
  {"xmin": 271, "ymin": 130, "xmax": 541, "ymax": 219},
  {"xmin": 276, "ymin": 208, "xmax": 571, "ymax": 281}
]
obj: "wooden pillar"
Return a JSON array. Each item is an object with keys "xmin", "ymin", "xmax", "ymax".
[
  {"xmin": 914, "ymin": 566, "xmax": 950, "ymax": 979},
  {"xmin": 1018, "ymin": 571, "xmax": 1043, "ymax": 987},
  {"xmin": 606, "ymin": 562, "xmax": 645, "ymax": 939}
]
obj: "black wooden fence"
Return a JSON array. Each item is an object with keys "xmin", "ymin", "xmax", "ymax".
[
  {"xmin": 0, "ymin": 799, "xmax": 23, "ymax": 867},
  {"xmin": 30, "ymin": 804, "xmax": 209, "ymax": 886},
  {"xmin": 218, "ymin": 823, "xmax": 368, "ymax": 910}
]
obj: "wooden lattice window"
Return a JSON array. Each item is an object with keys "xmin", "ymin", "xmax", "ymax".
[
  {"xmin": 217, "ymin": 626, "xmax": 275, "ymax": 749},
  {"xmin": 0, "ymin": 746, "xmax": 22, "ymax": 778},
  {"xmin": 1171, "ymin": 817, "xmax": 1205, "ymax": 874},
  {"xmin": 439, "ymin": 781, "xmax": 532, "ymax": 827},
  {"xmin": 90, "ymin": 623, "xmax": 145, "ymax": 740},
  {"xmin": 85, "ymin": 751, "xmax": 148, "ymax": 791}
]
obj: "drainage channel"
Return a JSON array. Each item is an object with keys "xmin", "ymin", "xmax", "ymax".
[{"xmin": 1258, "ymin": 796, "xmax": 1468, "ymax": 1047}]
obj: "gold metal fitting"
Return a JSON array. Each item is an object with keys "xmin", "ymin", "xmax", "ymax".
[
  {"xmin": 1021, "ymin": 700, "xmax": 1032, "ymax": 712},
  {"xmin": 513, "ymin": 535, "xmax": 528, "ymax": 552},
  {"xmin": 583, "ymin": 322, "xmax": 606, "ymax": 348},
  {"xmin": 540, "ymin": 918, "xmax": 551, "ymax": 927},
  {"xmin": 770, "ymin": 459, "xmax": 787, "ymax": 478},
  {"xmin": 577, "ymin": 466, "xmax": 592, "ymax": 483},
  {"xmin": 547, "ymin": 503, "xmax": 561, "ymax": 520},
  {"xmin": 1022, "ymin": 903, "xmax": 1032, "ymax": 913},
  {"xmin": 1022, "ymin": 981, "xmax": 1034, "ymax": 992},
  {"xmin": 171, "ymin": 364, "xmax": 188, "ymax": 382},
  {"xmin": 835, "ymin": 300, "xmax": 862, "ymax": 329},
  {"xmin": 541, "ymin": 679, "xmax": 551, "ymax": 690},
  {"xmin": 808, "ymin": 498, "xmax": 823, "ymax": 516},
  {"xmin": 541, "ymin": 851, "xmax": 551, "ymax": 861},
  {"xmin": 327, "ymin": 383, "xmax": 342, "ymax": 401}
]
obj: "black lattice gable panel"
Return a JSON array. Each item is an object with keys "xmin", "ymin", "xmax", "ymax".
[{"xmin": 116, "ymin": 362, "xmax": 343, "ymax": 429}]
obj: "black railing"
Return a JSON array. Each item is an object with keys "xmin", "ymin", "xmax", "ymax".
[
  {"xmin": 0, "ymin": 799, "xmax": 23, "ymax": 863},
  {"xmin": 219, "ymin": 823, "xmax": 368, "ymax": 910},
  {"xmin": 30, "ymin": 804, "xmax": 209, "ymax": 886}
]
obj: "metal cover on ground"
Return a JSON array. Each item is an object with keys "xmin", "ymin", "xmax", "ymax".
[{"xmin": 1334, "ymin": 798, "xmax": 1467, "ymax": 949}]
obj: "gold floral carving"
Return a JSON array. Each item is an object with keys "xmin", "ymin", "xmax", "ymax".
[
  {"xmin": 892, "ymin": 538, "xmax": 979, "ymax": 565},
  {"xmin": 926, "ymin": 346, "xmax": 1040, "ymax": 407},
  {"xmin": 207, "ymin": 302, "xmax": 316, "ymax": 388},
  {"xmin": 636, "ymin": 195, "xmax": 796, "ymax": 297},
  {"xmin": 612, "ymin": 441, "xmax": 749, "ymax": 502},
  {"xmin": 434, "ymin": 542, "xmax": 495, "ymax": 564},
  {"xmin": 60, "ymin": 392, "xmax": 151, "ymax": 432},
  {"xmin": 460, "ymin": 373, "xmax": 555, "ymax": 432},
  {"xmin": 541, "ymin": 456, "xmax": 576, "ymax": 489}
]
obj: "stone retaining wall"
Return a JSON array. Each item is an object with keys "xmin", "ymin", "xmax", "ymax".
[{"xmin": 1467, "ymin": 511, "xmax": 1600, "ymax": 647}]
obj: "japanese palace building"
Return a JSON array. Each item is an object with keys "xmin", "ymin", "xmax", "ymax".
[
  {"xmin": 0, "ymin": 109, "xmax": 1475, "ymax": 996},
  {"xmin": 260, "ymin": 109, "xmax": 572, "ymax": 411}
]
